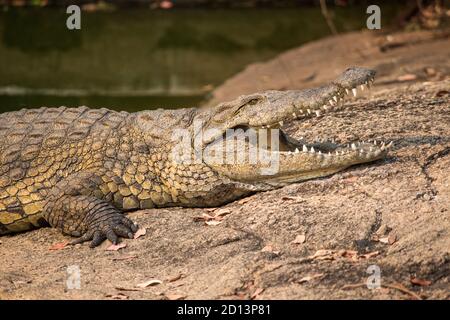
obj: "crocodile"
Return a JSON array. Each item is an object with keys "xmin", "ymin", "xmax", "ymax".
[{"xmin": 0, "ymin": 67, "xmax": 391, "ymax": 247}]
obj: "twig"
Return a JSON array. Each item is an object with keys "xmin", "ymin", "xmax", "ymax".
[
  {"xmin": 341, "ymin": 282, "xmax": 423, "ymax": 300},
  {"xmin": 383, "ymin": 283, "xmax": 423, "ymax": 300},
  {"xmin": 319, "ymin": 0, "xmax": 338, "ymax": 35},
  {"xmin": 341, "ymin": 283, "xmax": 366, "ymax": 290}
]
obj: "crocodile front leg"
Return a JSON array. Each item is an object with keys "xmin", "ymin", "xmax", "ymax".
[{"xmin": 43, "ymin": 172, "xmax": 138, "ymax": 248}]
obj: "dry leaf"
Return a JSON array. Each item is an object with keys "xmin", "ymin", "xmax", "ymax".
[
  {"xmin": 261, "ymin": 245, "xmax": 280, "ymax": 255},
  {"xmin": 136, "ymin": 279, "xmax": 162, "ymax": 288},
  {"xmin": 379, "ymin": 234, "xmax": 397, "ymax": 245},
  {"xmin": 49, "ymin": 242, "xmax": 69, "ymax": 251},
  {"xmin": 106, "ymin": 242, "xmax": 127, "ymax": 251},
  {"xmin": 310, "ymin": 249, "xmax": 335, "ymax": 260},
  {"xmin": 397, "ymin": 74, "xmax": 417, "ymax": 82},
  {"xmin": 205, "ymin": 220, "xmax": 222, "ymax": 226},
  {"xmin": 339, "ymin": 250, "xmax": 358, "ymax": 260},
  {"xmin": 106, "ymin": 293, "xmax": 128, "ymax": 300},
  {"xmin": 250, "ymin": 288, "xmax": 264, "ymax": 299},
  {"xmin": 214, "ymin": 208, "xmax": 231, "ymax": 217},
  {"xmin": 360, "ymin": 251, "xmax": 379, "ymax": 259},
  {"xmin": 410, "ymin": 277, "xmax": 432, "ymax": 286},
  {"xmin": 133, "ymin": 227, "xmax": 147, "ymax": 239},
  {"xmin": 298, "ymin": 273, "xmax": 324, "ymax": 283},
  {"xmin": 238, "ymin": 197, "xmax": 251, "ymax": 204},
  {"xmin": 193, "ymin": 213, "xmax": 215, "ymax": 221},
  {"xmin": 291, "ymin": 234, "xmax": 306, "ymax": 244},
  {"xmin": 165, "ymin": 294, "xmax": 186, "ymax": 300},
  {"xmin": 388, "ymin": 234, "xmax": 397, "ymax": 245},
  {"xmin": 167, "ymin": 274, "xmax": 183, "ymax": 282}
]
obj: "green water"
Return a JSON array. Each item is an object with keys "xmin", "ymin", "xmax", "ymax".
[{"xmin": 0, "ymin": 5, "xmax": 404, "ymax": 112}]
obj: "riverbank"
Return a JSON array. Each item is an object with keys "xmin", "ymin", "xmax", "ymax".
[{"xmin": 1, "ymin": 28, "xmax": 449, "ymax": 300}]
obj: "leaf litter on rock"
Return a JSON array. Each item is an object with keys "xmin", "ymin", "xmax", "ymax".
[
  {"xmin": 165, "ymin": 293, "xmax": 187, "ymax": 300},
  {"xmin": 167, "ymin": 274, "xmax": 183, "ymax": 282},
  {"xmin": 377, "ymin": 233, "xmax": 397, "ymax": 245},
  {"xmin": 193, "ymin": 208, "xmax": 232, "ymax": 226},
  {"xmin": 133, "ymin": 227, "xmax": 146, "ymax": 239},
  {"xmin": 291, "ymin": 234, "xmax": 306, "ymax": 244},
  {"xmin": 205, "ymin": 220, "xmax": 222, "ymax": 226},
  {"xmin": 106, "ymin": 293, "xmax": 129, "ymax": 300},
  {"xmin": 410, "ymin": 276, "xmax": 432, "ymax": 286},
  {"xmin": 49, "ymin": 241, "xmax": 69, "ymax": 251},
  {"xmin": 106, "ymin": 242, "xmax": 127, "ymax": 251},
  {"xmin": 298, "ymin": 273, "xmax": 325, "ymax": 284},
  {"xmin": 136, "ymin": 279, "xmax": 163, "ymax": 288},
  {"xmin": 261, "ymin": 244, "xmax": 280, "ymax": 255},
  {"xmin": 238, "ymin": 197, "xmax": 251, "ymax": 205},
  {"xmin": 250, "ymin": 288, "xmax": 264, "ymax": 300},
  {"xmin": 309, "ymin": 249, "xmax": 379, "ymax": 261}
]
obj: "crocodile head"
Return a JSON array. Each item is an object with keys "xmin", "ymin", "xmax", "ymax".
[{"xmin": 196, "ymin": 67, "xmax": 391, "ymax": 188}]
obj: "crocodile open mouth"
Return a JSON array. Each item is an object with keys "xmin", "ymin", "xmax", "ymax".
[
  {"xmin": 202, "ymin": 67, "xmax": 391, "ymax": 185},
  {"xmin": 216, "ymin": 73, "xmax": 390, "ymax": 157}
]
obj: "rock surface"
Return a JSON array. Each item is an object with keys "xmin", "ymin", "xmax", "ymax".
[{"xmin": 0, "ymin": 30, "xmax": 449, "ymax": 300}]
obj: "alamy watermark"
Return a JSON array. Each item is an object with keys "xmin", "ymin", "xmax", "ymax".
[
  {"xmin": 366, "ymin": 265, "xmax": 381, "ymax": 289},
  {"xmin": 366, "ymin": 5, "xmax": 381, "ymax": 30},
  {"xmin": 66, "ymin": 5, "xmax": 81, "ymax": 30},
  {"xmin": 66, "ymin": 265, "xmax": 81, "ymax": 289}
]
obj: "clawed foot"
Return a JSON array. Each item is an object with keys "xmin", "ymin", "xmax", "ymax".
[{"xmin": 70, "ymin": 215, "xmax": 138, "ymax": 248}]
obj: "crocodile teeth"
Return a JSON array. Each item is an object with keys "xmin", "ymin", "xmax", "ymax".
[
  {"xmin": 266, "ymin": 124, "xmax": 271, "ymax": 128},
  {"xmin": 329, "ymin": 100, "xmax": 334, "ymax": 106},
  {"xmin": 310, "ymin": 147, "xmax": 315, "ymax": 153},
  {"xmin": 315, "ymin": 110, "xmax": 321, "ymax": 117},
  {"xmin": 295, "ymin": 148, "xmax": 299, "ymax": 153},
  {"xmin": 303, "ymin": 145, "xmax": 308, "ymax": 152},
  {"xmin": 360, "ymin": 84, "xmax": 365, "ymax": 91},
  {"xmin": 279, "ymin": 121, "xmax": 284, "ymax": 126},
  {"xmin": 292, "ymin": 112, "xmax": 297, "ymax": 118},
  {"xmin": 322, "ymin": 105, "xmax": 328, "ymax": 110},
  {"xmin": 351, "ymin": 143, "xmax": 357, "ymax": 150},
  {"xmin": 373, "ymin": 140, "xmax": 377, "ymax": 145},
  {"xmin": 307, "ymin": 109, "xmax": 311, "ymax": 114},
  {"xmin": 386, "ymin": 141, "xmax": 393, "ymax": 148},
  {"xmin": 345, "ymin": 88, "xmax": 349, "ymax": 94},
  {"xmin": 352, "ymin": 88, "xmax": 357, "ymax": 96},
  {"xmin": 318, "ymin": 151, "xmax": 322, "ymax": 154}
]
